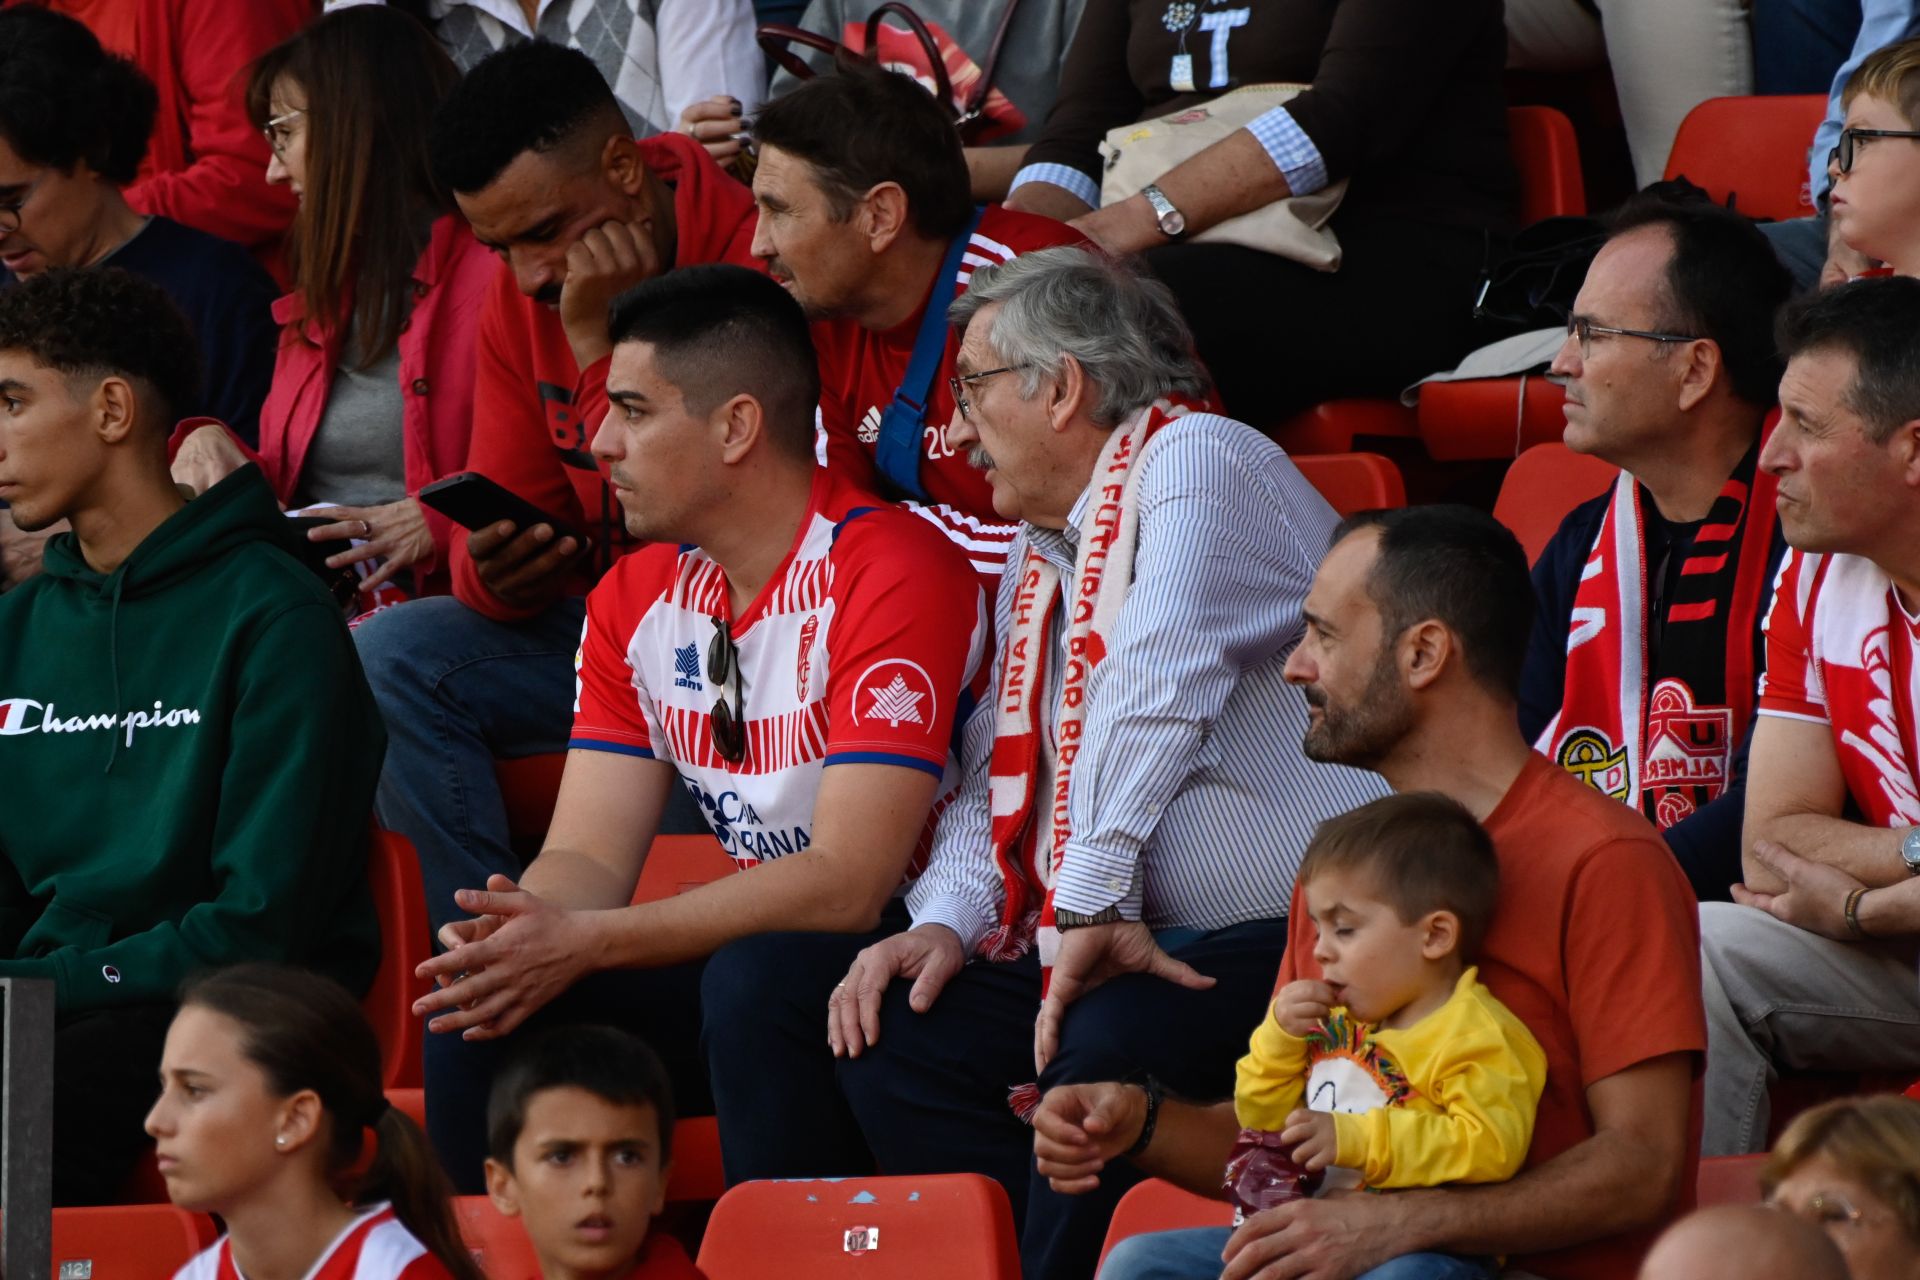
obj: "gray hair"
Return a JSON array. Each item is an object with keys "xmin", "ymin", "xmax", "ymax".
[{"xmin": 948, "ymin": 246, "xmax": 1210, "ymax": 426}]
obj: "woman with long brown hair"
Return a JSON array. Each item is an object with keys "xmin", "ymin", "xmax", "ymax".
[
  {"xmin": 173, "ymin": 5, "xmax": 492, "ymax": 599},
  {"xmin": 148, "ymin": 964, "xmax": 483, "ymax": 1280}
]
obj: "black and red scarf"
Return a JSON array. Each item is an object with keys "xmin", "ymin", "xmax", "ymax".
[{"xmin": 1536, "ymin": 444, "xmax": 1778, "ymax": 829}]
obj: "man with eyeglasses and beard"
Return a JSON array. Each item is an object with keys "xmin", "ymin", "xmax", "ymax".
[
  {"xmin": 410, "ymin": 264, "xmax": 989, "ymax": 1193},
  {"xmin": 1523, "ymin": 200, "xmax": 1793, "ymax": 902}
]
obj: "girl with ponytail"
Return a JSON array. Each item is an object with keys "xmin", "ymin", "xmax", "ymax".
[{"xmin": 145, "ymin": 964, "xmax": 482, "ymax": 1280}]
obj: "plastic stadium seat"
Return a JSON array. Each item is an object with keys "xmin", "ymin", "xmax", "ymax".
[
  {"xmin": 1509, "ymin": 105, "xmax": 1588, "ymax": 226},
  {"xmin": 366, "ymin": 827, "xmax": 431, "ymax": 1089},
  {"xmin": 1419, "ymin": 374, "xmax": 1569, "ymax": 462},
  {"xmin": 497, "ymin": 752, "xmax": 569, "ymax": 846},
  {"xmin": 1663, "ymin": 95, "xmax": 1828, "ymax": 223},
  {"xmin": 53, "ymin": 1204, "xmax": 216, "ymax": 1278},
  {"xmin": 634, "ymin": 835, "xmax": 737, "ymax": 904},
  {"xmin": 1492, "ymin": 443, "xmax": 1619, "ymax": 564},
  {"xmin": 1293, "ymin": 452, "xmax": 1407, "ymax": 515},
  {"xmin": 1275, "ymin": 107, "xmax": 1585, "ymax": 458},
  {"xmin": 1697, "ymin": 1154, "xmax": 1768, "ymax": 1206},
  {"xmin": 697, "ymin": 1174, "xmax": 1020, "ymax": 1279},
  {"xmin": 456, "ymin": 1196, "xmax": 543, "ymax": 1279},
  {"xmin": 1908, "ymin": 1078, "xmax": 1920, "ymax": 1101},
  {"xmin": 1096, "ymin": 1179, "xmax": 1233, "ymax": 1271},
  {"xmin": 1270, "ymin": 398, "xmax": 1418, "ymax": 458}
]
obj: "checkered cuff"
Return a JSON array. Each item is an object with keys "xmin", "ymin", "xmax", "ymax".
[
  {"xmin": 1008, "ymin": 162, "xmax": 1101, "ymax": 210},
  {"xmin": 1247, "ymin": 105, "xmax": 1329, "ymax": 197}
]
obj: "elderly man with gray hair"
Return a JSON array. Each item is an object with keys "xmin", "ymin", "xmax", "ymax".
[{"xmin": 780, "ymin": 245, "xmax": 1382, "ymax": 1278}]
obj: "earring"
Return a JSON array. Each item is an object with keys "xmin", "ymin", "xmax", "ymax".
[{"xmin": 275, "ymin": 1135, "xmax": 287, "ymax": 1148}]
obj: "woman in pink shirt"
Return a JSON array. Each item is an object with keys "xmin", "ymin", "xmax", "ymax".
[{"xmin": 174, "ymin": 5, "xmax": 493, "ymax": 600}]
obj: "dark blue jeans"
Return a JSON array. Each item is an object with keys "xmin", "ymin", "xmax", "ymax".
[
  {"xmin": 1099, "ymin": 1228, "xmax": 1494, "ymax": 1280},
  {"xmin": 833, "ymin": 918, "xmax": 1291, "ymax": 1280},
  {"xmin": 1751, "ymin": 0, "xmax": 1860, "ymax": 95}
]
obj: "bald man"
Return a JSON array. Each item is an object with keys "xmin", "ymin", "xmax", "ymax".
[{"xmin": 1639, "ymin": 1204, "xmax": 1848, "ymax": 1280}]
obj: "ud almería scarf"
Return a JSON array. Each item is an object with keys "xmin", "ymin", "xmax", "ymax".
[{"xmin": 1538, "ymin": 444, "xmax": 1778, "ymax": 828}]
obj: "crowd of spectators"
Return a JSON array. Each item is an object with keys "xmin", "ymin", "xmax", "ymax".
[{"xmin": 2, "ymin": 2, "xmax": 1919, "ymax": 1278}]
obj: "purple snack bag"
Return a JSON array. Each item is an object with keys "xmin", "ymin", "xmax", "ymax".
[{"xmin": 1225, "ymin": 1127, "xmax": 1324, "ymax": 1222}]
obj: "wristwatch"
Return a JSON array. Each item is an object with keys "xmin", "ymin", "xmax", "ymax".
[
  {"xmin": 1054, "ymin": 905, "xmax": 1125, "ymax": 930},
  {"xmin": 1141, "ymin": 183, "xmax": 1187, "ymax": 239},
  {"xmin": 1902, "ymin": 828, "xmax": 1920, "ymax": 876}
]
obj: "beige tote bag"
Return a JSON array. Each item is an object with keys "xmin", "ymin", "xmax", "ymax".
[{"xmin": 1099, "ymin": 83, "xmax": 1348, "ymax": 271}]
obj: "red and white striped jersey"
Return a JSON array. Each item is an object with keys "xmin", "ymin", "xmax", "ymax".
[
  {"xmin": 572, "ymin": 467, "xmax": 988, "ymax": 871},
  {"xmin": 174, "ymin": 1205, "xmax": 451, "ymax": 1280},
  {"xmin": 813, "ymin": 204, "xmax": 1091, "ymax": 520}
]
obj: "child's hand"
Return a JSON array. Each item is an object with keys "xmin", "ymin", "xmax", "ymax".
[
  {"xmin": 1273, "ymin": 979, "xmax": 1337, "ymax": 1037},
  {"xmin": 1279, "ymin": 1108, "xmax": 1338, "ymax": 1171}
]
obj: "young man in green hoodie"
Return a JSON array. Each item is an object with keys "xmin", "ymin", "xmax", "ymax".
[{"xmin": 0, "ymin": 267, "xmax": 385, "ymax": 1204}]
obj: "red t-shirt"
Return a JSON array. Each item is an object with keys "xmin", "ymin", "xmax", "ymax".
[
  {"xmin": 452, "ymin": 134, "xmax": 761, "ymax": 620},
  {"xmin": 572, "ymin": 467, "xmax": 987, "ymax": 871},
  {"xmin": 1272, "ymin": 755, "xmax": 1705, "ymax": 1280},
  {"xmin": 813, "ymin": 204, "xmax": 1090, "ymax": 520}
]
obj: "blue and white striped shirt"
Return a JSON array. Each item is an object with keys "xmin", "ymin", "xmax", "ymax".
[
  {"xmin": 1009, "ymin": 105, "xmax": 1329, "ymax": 211},
  {"xmin": 907, "ymin": 413, "xmax": 1388, "ymax": 952}
]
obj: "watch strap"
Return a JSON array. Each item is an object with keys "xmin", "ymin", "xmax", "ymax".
[
  {"xmin": 1124, "ymin": 1074, "xmax": 1164, "ymax": 1158},
  {"xmin": 1054, "ymin": 905, "xmax": 1126, "ymax": 930}
]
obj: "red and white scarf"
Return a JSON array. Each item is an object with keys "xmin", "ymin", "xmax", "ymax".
[
  {"xmin": 1537, "ymin": 452, "xmax": 1777, "ymax": 828},
  {"xmin": 978, "ymin": 398, "xmax": 1191, "ymax": 976}
]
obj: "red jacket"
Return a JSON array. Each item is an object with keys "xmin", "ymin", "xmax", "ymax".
[
  {"xmin": 258, "ymin": 214, "xmax": 495, "ymax": 584},
  {"xmin": 453, "ymin": 134, "xmax": 761, "ymax": 620},
  {"xmin": 20, "ymin": 0, "xmax": 307, "ymax": 251}
]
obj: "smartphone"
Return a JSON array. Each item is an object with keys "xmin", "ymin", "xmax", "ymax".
[{"xmin": 418, "ymin": 472, "xmax": 582, "ymax": 541}]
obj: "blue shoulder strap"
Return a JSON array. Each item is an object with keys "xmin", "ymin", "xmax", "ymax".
[{"xmin": 873, "ymin": 206, "xmax": 985, "ymax": 500}]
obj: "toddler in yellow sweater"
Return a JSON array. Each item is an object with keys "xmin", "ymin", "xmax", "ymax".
[{"xmin": 1232, "ymin": 793, "xmax": 1548, "ymax": 1279}]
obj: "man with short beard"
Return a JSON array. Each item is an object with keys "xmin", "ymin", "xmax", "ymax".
[{"xmin": 1036, "ymin": 505, "xmax": 1707, "ymax": 1280}]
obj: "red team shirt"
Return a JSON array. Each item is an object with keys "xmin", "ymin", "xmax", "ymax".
[
  {"xmin": 571, "ymin": 468, "xmax": 987, "ymax": 870},
  {"xmin": 813, "ymin": 204, "xmax": 1091, "ymax": 519},
  {"xmin": 174, "ymin": 1206, "xmax": 452, "ymax": 1280},
  {"xmin": 1758, "ymin": 549, "xmax": 1920, "ymax": 826}
]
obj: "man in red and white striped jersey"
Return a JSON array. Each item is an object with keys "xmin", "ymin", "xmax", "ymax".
[{"xmin": 412, "ymin": 264, "xmax": 989, "ymax": 1192}]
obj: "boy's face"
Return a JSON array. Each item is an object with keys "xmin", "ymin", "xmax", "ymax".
[
  {"xmin": 1304, "ymin": 868, "xmax": 1457, "ymax": 1028},
  {"xmin": 485, "ymin": 1086, "xmax": 670, "ymax": 1280}
]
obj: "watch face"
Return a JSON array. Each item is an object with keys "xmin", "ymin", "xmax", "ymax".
[
  {"xmin": 1904, "ymin": 828, "xmax": 1920, "ymax": 870},
  {"xmin": 1161, "ymin": 209, "xmax": 1186, "ymax": 236}
]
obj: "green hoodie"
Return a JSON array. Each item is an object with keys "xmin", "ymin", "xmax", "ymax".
[{"xmin": 0, "ymin": 466, "xmax": 383, "ymax": 1013}]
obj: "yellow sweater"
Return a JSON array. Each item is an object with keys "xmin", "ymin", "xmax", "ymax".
[{"xmin": 1234, "ymin": 967, "xmax": 1548, "ymax": 1190}]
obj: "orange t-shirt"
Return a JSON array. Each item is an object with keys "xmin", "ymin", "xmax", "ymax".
[{"xmin": 1272, "ymin": 754, "xmax": 1705, "ymax": 1280}]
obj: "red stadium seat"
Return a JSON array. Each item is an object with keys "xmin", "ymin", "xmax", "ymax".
[
  {"xmin": 1908, "ymin": 1079, "xmax": 1920, "ymax": 1101},
  {"xmin": 697, "ymin": 1174, "xmax": 1020, "ymax": 1279},
  {"xmin": 1492, "ymin": 443, "xmax": 1619, "ymax": 564},
  {"xmin": 54, "ymin": 1204, "xmax": 216, "ymax": 1278},
  {"xmin": 366, "ymin": 827, "xmax": 431, "ymax": 1089},
  {"xmin": 1697, "ymin": 1154, "xmax": 1768, "ymax": 1206},
  {"xmin": 1663, "ymin": 95, "xmax": 1828, "ymax": 223},
  {"xmin": 633, "ymin": 835, "xmax": 737, "ymax": 904},
  {"xmin": 1096, "ymin": 1179, "xmax": 1233, "ymax": 1272},
  {"xmin": 1274, "ymin": 107, "xmax": 1584, "ymax": 458},
  {"xmin": 1293, "ymin": 452, "xmax": 1407, "ymax": 515},
  {"xmin": 497, "ymin": 752, "xmax": 569, "ymax": 847},
  {"xmin": 1509, "ymin": 105, "xmax": 1589, "ymax": 226},
  {"xmin": 456, "ymin": 1195, "xmax": 543, "ymax": 1279},
  {"xmin": 1419, "ymin": 373, "xmax": 1569, "ymax": 463}
]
